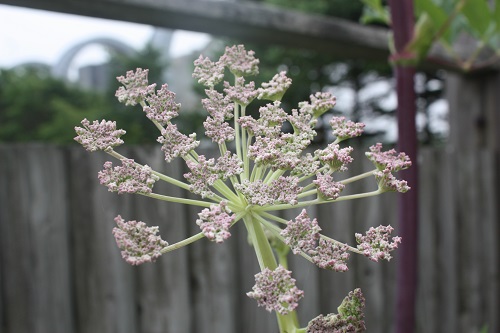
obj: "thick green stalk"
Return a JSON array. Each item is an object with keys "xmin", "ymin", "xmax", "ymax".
[{"xmin": 244, "ymin": 213, "xmax": 299, "ymax": 333}]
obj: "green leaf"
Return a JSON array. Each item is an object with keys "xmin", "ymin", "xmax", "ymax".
[
  {"xmin": 493, "ymin": 0, "xmax": 500, "ymax": 31},
  {"xmin": 415, "ymin": 0, "xmax": 453, "ymax": 42},
  {"xmin": 460, "ymin": 0, "xmax": 493, "ymax": 37},
  {"xmin": 404, "ymin": 13, "xmax": 437, "ymax": 62},
  {"xmin": 360, "ymin": 0, "xmax": 390, "ymax": 25}
]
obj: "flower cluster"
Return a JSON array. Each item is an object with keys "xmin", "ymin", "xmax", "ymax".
[
  {"xmin": 184, "ymin": 152, "xmax": 243, "ymax": 198},
  {"xmin": 224, "ymin": 77, "xmax": 258, "ymax": 106},
  {"xmin": 280, "ymin": 209, "xmax": 321, "ymax": 255},
  {"xmin": 356, "ymin": 225, "xmax": 402, "ymax": 262},
  {"xmin": 313, "ymin": 173, "xmax": 345, "ymax": 200},
  {"xmin": 281, "ymin": 210, "xmax": 350, "ymax": 272},
  {"xmin": 98, "ymin": 159, "xmax": 159, "ymax": 194},
  {"xmin": 310, "ymin": 239, "xmax": 350, "ymax": 272},
  {"xmin": 247, "ymin": 265, "xmax": 304, "ymax": 315},
  {"xmin": 196, "ymin": 202, "xmax": 235, "ymax": 243},
  {"xmin": 115, "ymin": 68, "xmax": 156, "ymax": 106},
  {"xmin": 315, "ymin": 143, "xmax": 353, "ymax": 172},
  {"xmin": 366, "ymin": 143, "xmax": 412, "ymax": 171},
  {"xmin": 192, "ymin": 55, "xmax": 225, "ymax": 87},
  {"xmin": 330, "ymin": 116, "xmax": 365, "ymax": 141},
  {"xmin": 143, "ymin": 84, "xmax": 180, "ymax": 125},
  {"xmin": 74, "ymin": 119, "xmax": 126, "ymax": 152},
  {"xmin": 157, "ymin": 124, "xmax": 199, "ymax": 163},
  {"xmin": 235, "ymin": 176, "xmax": 302, "ymax": 206},
  {"xmin": 219, "ymin": 44, "xmax": 259, "ymax": 77},
  {"xmin": 75, "ymin": 44, "xmax": 411, "ymax": 333},
  {"xmin": 300, "ymin": 92, "xmax": 337, "ymax": 118},
  {"xmin": 257, "ymin": 71, "xmax": 292, "ymax": 101},
  {"xmin": 307, "ymin": 288, "xmax": 366, "ymax": 333},
  {"xmin": 366, "ymin": 143, "xmax": 412, "ymax": 193},
  {"xmin": 113, "ymin": 215, "xmax": 168, "ymax": 265}
]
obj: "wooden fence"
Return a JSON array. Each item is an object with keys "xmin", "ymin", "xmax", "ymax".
[{"xmin": 0, "ymin": 144, "xmax": 498, "ymax": 333}]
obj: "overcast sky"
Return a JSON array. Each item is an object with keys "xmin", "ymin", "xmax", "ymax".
[{"xmin": 0, "ymin": 4, "xmax": 210, "ymax": 69}]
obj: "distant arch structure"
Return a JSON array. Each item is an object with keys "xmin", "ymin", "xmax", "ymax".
[{"xmin": 52, "ymin": 37, "xmax": 137, "ymax": 81}]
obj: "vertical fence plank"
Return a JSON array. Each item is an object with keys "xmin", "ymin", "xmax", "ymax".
[
  {"xmin": 417, "ymin": 148, "xmax": 438, "ymax": 333},
  {"xmin": 0, "ymin": 145, "xmax": 74, "ymax": 333},
  {"xmin": 436, "ymin": 148, "xmax": 458, "ymax": 333},
  {"xmin": 69, "ymin": 147, "xmax": 138, "ymax": 333},
  {"xmin": 478, "ymin": 151, "xmax": 499, "ymax": 333},
  {"xmin": 130, "ymin": 146, "xmax": 193, "ymax": 333}
]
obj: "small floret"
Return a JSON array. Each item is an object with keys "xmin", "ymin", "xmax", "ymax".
[
  {"xmin": 192, "ymin": 55, "xmax": 225, "ymax": 87},
  {"xmin": 74, "ymin": 118, "xmax": 126, "ymax": 152},
  {"xmin": 247, "ymin": 265, "xmax": 304, "ymax": 315},
  {"xmin": 355, "ymin": 225, "xmax": 401, "ymax": 262},
  {"xmin": 310, "ymin": 239, "xmax": 350, "ymax": 272},
  {"xmin": 143, "ymin": 84, "xmax": 180, "ymax": 125},
  {"xmin": 98, "ymin": 159, "xmax": 159, "ymax": 194},
  {"xmin": 330, "ymin": 116, "xmax": 365, "ymax": 141},
  {"xmin": 281, "ymin": 209, "xmax": 321, "ymax": 255},
  {"xmin": 196, "ymin": 201, "xmax": 235, "ymax": 243},
  {"xmin": 113, "ymin": 215, "xmax": 168, "ymax": 265},
  {"xmin": 307, "ymin": 288, "xmax": 366, "ymax": 332},
  {"xmin": 219, "ymin": 45, "xmax": 259, "ymax": 77},
  {"xmin": 115, "ymin": 68, "xmax": 156, "ymax": 106},
  {"xmin": 313, "ymin": 173, "xmax": 345, "ymax": 200},
  {"xmin": 365, "ymin": 143, "xmax": 412, "ymax": 171},
  {"xmin": 257, "ymin": 71, "xmax": 292, "ymax": 101}
]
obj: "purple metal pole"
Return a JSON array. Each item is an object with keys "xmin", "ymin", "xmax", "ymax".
[{"xmin": 387, "ymin": 1, "xmax": 419, "ymax": 332}]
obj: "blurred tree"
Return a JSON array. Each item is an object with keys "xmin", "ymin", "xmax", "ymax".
[
  {"xmin": 0, "ymin": 43, "xmax": 175, "ymax": 144},
  {"xmin": 0, "ymin": 67, "xmax": 109, "ymax": 143}
]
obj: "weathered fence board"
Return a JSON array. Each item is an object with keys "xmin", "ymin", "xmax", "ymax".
[{"xmin": 0, "ymin": 144, "xmax": 498, "ymax": 333}]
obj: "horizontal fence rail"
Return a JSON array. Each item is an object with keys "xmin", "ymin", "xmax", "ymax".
[{"xmin": 0, "ymin": 144, "xmax": 498, "ymax": 333}]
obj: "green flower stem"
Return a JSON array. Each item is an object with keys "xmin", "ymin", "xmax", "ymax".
[
  {"xmin": 297, "ymin": 188, "xmax": 317, "ymax": 199},
  {"xmin": 234, "ymin": 101, "xmax": 243, "ymax": 163},
  {"xmin": 258, "ymin": 189, "xmax": 383, "ymax": 212},
  {"xmin": 244, "ymin": 213, "xmax": 299, "ymax": 333},
  {"xmin": 213, "ymin": 179, "xmax": 241, "ymax": 203},
  {"xmin": 244, "ymin": 214, "xmax": 277, "ymax": 270},
  {"xmin": 240, "ymin": 105, "xmax": 249, "ymax": 181},
  {"xmin": 218, "ymin": 140, "xmax": 243, "ymax": 198},
  {"xmin": 161, "ymin": 212, "xmax": 246, "ymax": 254},
  {"xmin": 340, "ymin": 169, "xmax": 376, "ymax": 185},
  {"xmin": 300, "ymin": 182, "xmax": 316, "ymax": 194},
  {"xmin": 298, "ymin": 165, "xmax": 328, "ymax": 183},
  {"xmin": 264, "ymin": 169, "xmax": 285, "ymax": 184},
  {"xmin": 150, "ymin": 118, "xmax": 165, "ymax": 133},
  {"xmin": 251, "ymin": 164, "xmax": 266, "ymax": 182},
  {"xmin": 219, "ymin": 142, "xmax": 228, "ymax": 156},
  {"xmin": 106, "ymin": 149, "xmax": 192, "ymax": 191},
  {"xmin": 253, "ymin": 215, "xmax": 290, "ymax": 270},
  {"xmin": 151, "ymin": 116, "xmax": 201, "ymax": 168},
  {"xmin": 142, "ymin": 193, "xmax": 214, "ymax": 207},
  {"xmin": 243, "ymin": 135, "xmax": 253, "ymax": 180},
  {"xmin": 257, "ymin": 217, "xmax": 317, "ymax": 266},
  {"xmin": 259, "ymin": 211, "xmax": 288, "ymax": 224},
  {"xmin": 161, "ymin": 232, "xmax": 205, "ymax": 254},
  {"xmin": 319, "ymin": 234, "xmax": 363, "ymax": 255}
]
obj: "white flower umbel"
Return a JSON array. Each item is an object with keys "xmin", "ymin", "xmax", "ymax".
[{"xmin": 75, "ymin": 44, "xmax": 411, "ymax": 333}]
